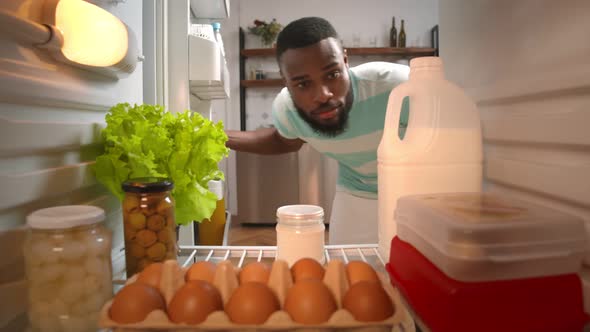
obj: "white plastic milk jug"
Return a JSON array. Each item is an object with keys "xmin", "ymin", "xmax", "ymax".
[{"xmin": 377, "ymin": 57, "xmax": 483, "ymax": 260}]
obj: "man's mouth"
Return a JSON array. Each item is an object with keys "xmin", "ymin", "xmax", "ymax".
[
  {"xmin": 317, "ymin": 108, "xmax": 339, "ymax": 120},
  {"xmin": 313, "ymin": 104, "xmax": 341, "ymax": 120}
]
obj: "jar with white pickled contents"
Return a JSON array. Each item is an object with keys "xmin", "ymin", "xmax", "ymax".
[
  {"xmin": 122, "ymin": 178, "xmax": 176, "ymax": 277},
  {"xmin": 276, "ymin": 205, "xmax": 326, "ymax": 266},
  {"xmin": 24, "ymin": 205, "xmax": 113, "ymax": 332}
]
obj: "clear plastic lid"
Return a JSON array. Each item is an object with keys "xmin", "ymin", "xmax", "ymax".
[
  {"xmin": 276, "ymin": 205, "xmax": 324, "ymax": 225},
  {"xmin": 395, "ymin": 192, "xmax": 588, "ymax": 261},
  {"xmin": 27, "ymin": 205, "xmax": 106, "ymax": 230}
]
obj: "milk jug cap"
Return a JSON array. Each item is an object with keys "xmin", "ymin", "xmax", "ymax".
[{"xmin": 410, "ymin": 56, "xmax": 443, "ymax": 69}]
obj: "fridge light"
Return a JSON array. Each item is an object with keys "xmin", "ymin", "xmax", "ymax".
[
  {"xmin": 41, "ymin": 0, "xmax": 142, "ymax": 78},
  {"xmin": 54, "ymin": 0, "xmax": 128, "ymax": 67}
]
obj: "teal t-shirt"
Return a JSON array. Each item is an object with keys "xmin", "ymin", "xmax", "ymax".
[{"xmin": 272, "ymin": 62, "xmax": 409, "ymax": 199}]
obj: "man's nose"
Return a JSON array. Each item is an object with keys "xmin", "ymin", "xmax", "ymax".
[{"xmin": 313, "ymin": 84, "xmax": 333, "ymax": 103}]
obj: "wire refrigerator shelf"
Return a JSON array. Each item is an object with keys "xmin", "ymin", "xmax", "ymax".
[{"xmin": 177, "ymin": 244, "xmax": 386, "ymax": 269}]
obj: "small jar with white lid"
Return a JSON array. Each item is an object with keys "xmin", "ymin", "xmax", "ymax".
[
  {"xmin": 276, "ymin": 205, "xmax": 326, "ymax": 266},
  {"xmin": 23, "ymin": 205, "xmax": 113, "ymax": 332}
]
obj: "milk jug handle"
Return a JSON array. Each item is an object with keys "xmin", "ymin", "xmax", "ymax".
[{"xmin": 383, "ymin": 91, "xmax": 411, "ymax": 144}]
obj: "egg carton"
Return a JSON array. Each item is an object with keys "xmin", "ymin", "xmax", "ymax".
[{"xmin": 99, "ymin": 259, "xmax": 411, "ymax": 332}]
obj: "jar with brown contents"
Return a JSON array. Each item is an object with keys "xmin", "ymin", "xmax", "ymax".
[{"xmin": 122, "ymin": 178, "xmax": 177, "ymax": 277}]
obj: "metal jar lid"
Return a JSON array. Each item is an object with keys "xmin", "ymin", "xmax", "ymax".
[{"xmin": 122, "ymin": 177, "xmax": 174, "ymax": 193}]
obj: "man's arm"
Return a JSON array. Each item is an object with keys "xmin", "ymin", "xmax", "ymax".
[{"xmin": 226, "ymin": 127, "xmax": 304, "ymax": 154}]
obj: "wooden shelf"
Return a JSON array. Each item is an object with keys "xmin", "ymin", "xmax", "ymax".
[
  {"xmin": 240, "ymin": 47, "xmax": 437, "ymax": 58},
  {"xmin": 238, "ymin": 25, "xmax": 439, "ymax": 130},
  {"xmin": 346, "ymin": 47, "xmax": 437, "ymax": 56},
  {"xmin": 241, "ymin": 79, "xmax": 284, "ymax": 88},
  {"xmin": 239, "ymin": 47, "xmax": 438, "ymax": 88},
  {"xmin": 240, "ymin": 48, "xmax": 276, "ymax": 57}
]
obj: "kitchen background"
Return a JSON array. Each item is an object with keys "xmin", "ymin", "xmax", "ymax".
[
  {"xmin": 213, "ymin": 0, "xmax": 438, "ymax": 225},
  {"xmin": 1, "ymin": 0, "xmax": 589, "ymax": 330}
]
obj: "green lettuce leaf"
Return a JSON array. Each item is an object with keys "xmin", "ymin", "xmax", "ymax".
[{"xmin": 93, "ymin": 103, "xmax": 229, "ymax": 225}]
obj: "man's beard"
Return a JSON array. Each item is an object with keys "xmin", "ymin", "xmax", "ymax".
[{"xmin": 295, "ymin": 89, "xmax": 354, "ymax": 137}]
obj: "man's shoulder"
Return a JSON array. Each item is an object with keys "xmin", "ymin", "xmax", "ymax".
[
  {"xmin": 350, "ymin": 62, "xmax": 409, "ymax": 101},
  {"xmin": 272, "ymin": 87, "xmax": 295, "ymax": 113},
  {"xmin": 350, "ymin": 62, "xmax": 410, "ymax": 82},
  {"xmin": 271, "ymin": 88, "xmax": 302, "ymax": 139}
]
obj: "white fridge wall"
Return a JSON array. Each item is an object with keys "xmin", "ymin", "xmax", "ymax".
[
  {"xmin": 0, "ymin": 1, "xmax": 144, "ymax": 330},
  {"xmin": 439, "ymin": 0, "xmax": 590, "ymax": 311}
]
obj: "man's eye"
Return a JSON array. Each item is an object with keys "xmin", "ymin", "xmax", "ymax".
[
  {"xmin": 296, "ymin": 81, "xmax": 309, "ymax": 89},
  {"xmin": 328, "ymin": 71, "xmax": 341, "ymax": 79}
]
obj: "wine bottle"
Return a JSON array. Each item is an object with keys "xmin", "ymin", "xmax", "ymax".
[
  {"xmin": 389, "ymin": 16, "xmax": 397, "ymax": 47},
  {"xmin": 398, "ymin": 19, "xmax": 406, "ymax": 48}
]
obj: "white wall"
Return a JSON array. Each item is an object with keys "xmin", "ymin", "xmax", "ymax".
[
  {"xmin": 439, "ymin": 0, "xmax": 590, "ymax": 313},
  {"xmin": 0, "ymin": 1, "xmax": 144, "ymax": 329}
]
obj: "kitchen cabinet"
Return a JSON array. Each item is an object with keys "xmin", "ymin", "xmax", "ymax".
[{"xmin": 238, "ymin": 28, "xmax": 439, "ymax": 130}]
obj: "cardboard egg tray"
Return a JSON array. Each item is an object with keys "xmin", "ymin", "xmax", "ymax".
[{"xmin": 99, "ymin": 259, "xmax": 412, "ymax": 331}]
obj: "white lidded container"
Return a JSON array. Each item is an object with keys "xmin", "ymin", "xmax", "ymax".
[
  {"xmin": 395, "ymin": 192, "xmax": 588, "ymax": 282},
  {"xmin": 276, "ymin": 205, "xmax": 326, "ymax": 266},
  {"xmin": 24, "ymin": 205, "xmax": 113, "ymax": 332},
  {"xmin": 377, "ymin": 56, "xmax": 483, "ymax": 260}
]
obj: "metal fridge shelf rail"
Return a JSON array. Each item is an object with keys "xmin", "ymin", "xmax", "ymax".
[{"xmin": 176, "ymin": 244, "xmax": 386, "ymax": 268}]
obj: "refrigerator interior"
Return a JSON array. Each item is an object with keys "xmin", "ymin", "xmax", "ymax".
[
  {"xmin": 0, "ymin": 0, "xmax": 589, "ymax": 330},
  {"xmin": 439, "ymin": 0, "xmax": 590, "ymax": 311}
]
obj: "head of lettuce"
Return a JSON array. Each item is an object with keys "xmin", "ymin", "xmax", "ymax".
[{"xmin": 93, "ymin": 103, "xmax": 229, "ymax": 226}]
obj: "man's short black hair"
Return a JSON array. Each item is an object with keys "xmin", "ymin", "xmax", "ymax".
[{"xmin": 275, "ymin": 17, "xmax": 340, "ymax": 62}]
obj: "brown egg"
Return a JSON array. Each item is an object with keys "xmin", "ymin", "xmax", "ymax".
[
  {"xmin": 284, "ymin": 279, "xmax": 337, "ymax": 324},
  {"xmin": 342, "ymin": 280, "xmax": 395, "ymax": 322},
  {"xmin": 291, "ymin": 258, "xmax": 325, "ymax": 282},
  {"xmin": 168, "ymin": 280, "xmax": 223, "ymax": 324},
  {"xmin": 109, "ymin": 283, "xmax": 166, "ymax": 324},
  {"xmin": 225, "ymin": 282, "xmax": 280, "ymax": 324},
  {"xmin": 239, "ymin": 261, "xmax": 271, "ymax": 284},
  {"xmin": 185, "ymin": 261, "xmax": 216, "ymax": 283},
  {"xmin": 346, "ymin": 260, "xmax": 380, "ymax": 285},
  {"xmin": 136, "ymin": 262, "xmax": 163, "ymax": 288}
]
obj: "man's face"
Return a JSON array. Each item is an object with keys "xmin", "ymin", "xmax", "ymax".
[{"xmin": 279, "ymin": 38, "xmax": 353, "ymax": 137}]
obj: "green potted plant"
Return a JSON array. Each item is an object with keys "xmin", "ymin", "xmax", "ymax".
[
  {"xmin": 93, "ymin": 103, "xmax": 229, "ymax": 227},
  {"xmin": 248, "ymin": 18, "xmax": 283, "ymax": 47}
]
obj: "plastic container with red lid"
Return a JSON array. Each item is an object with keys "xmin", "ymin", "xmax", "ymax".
[
  {"xmin": 387, "ymin": 237, "xmax": 587, "ymax": 332},
  {"xmin": 386, "ymin": 192, "xmax": 589, "ymax": 331},
  {"xmin": 396, "ymin": 192, "xmax": 588, "ymax": 282}
]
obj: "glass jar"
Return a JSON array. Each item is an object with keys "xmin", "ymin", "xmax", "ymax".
[
  {"xmin": 122, "ymin": 178, "xmax": 176, "ymax": 277},
  {"xmin": 24, "ymin": 205, "xmax": 113, "ymax": 332},
  {"xmin": 276, "ymin": 205, "xmax": 326, "ymax": 266},
  {"xmin": 198, "ymin": 179, "xmax": 226, "ymax": 245}
]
